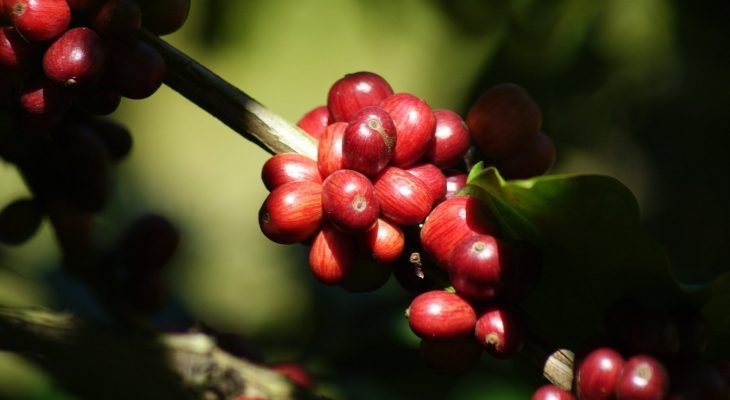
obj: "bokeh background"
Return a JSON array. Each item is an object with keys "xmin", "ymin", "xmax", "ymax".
[{"xmin": 1, "ymin": 0, "xmax": 729, "ymax": 398}]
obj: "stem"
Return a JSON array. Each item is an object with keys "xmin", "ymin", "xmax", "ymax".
[{"xmin": 140, "ymin": 31, "xmax": 317, "ymax": 160}]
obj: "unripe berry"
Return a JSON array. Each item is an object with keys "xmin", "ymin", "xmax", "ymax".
[{"xmin": 327, "ymin": 71, "xmax": 393, "ymax": 122}]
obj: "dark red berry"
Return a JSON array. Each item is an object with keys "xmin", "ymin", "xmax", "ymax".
[
  {"xmin": 258, "ymin": 181, "xmax": 323, "ymax": 244},
  {"xmin": 327, "ymin": 71, "xmax": 393, "ymax": 122},
  {"xmin": 137, "ymin": 0, "xmax": 191, "ymax": 36},
  {"xmin": 615, "ymin": 355, "xmax": 669, "ymax": 400},
  {"xmin": 261, "ymin": 152, "xmax": 322, "ymax": 191},
  {"xmin": 405, "ymin": 163, "xmax": 446, "ymax": 203},
  {"xmin": 532, "ymin": 385, "xmax": 576, "ymax": 400},
  {"xmin": 407, "ymin": 290, "xmax": 477, "ymax": 340},
  {"xmin": 90, "ymin": 0, "xmax": 142, "ymax": 39},
  {"xmin": 317, "ymin": 122, "xmax": 346, "ymax": 178},
  {"xmin": 43, "ymin": 27, "xmax": 105, "ymax": 87},
  {"xmin": 308, "ymin": 223, "xmax": 353, "ymax": 285},
  {"xmin": 19, "ymin": 76, "xmax": 69, "ymax": 115},
  {"xmin": 379, "ymin": 92, "xmax": 436, "ymax": 167},
  {"xmin": 321, "ymin": 169, "xmax": 379, "ymax": 233},
  {"xmin": 87, "ymin": 118, "xmax": 133, "ymax": 160},
  {"xmin": 425, "ymin": 109, "xmax": 471, "ymax": 168},
  {"xmin": 373, "ymin": 166, "xmax": 433, "ymax": 226},
  {"xmin": 297, "ymin": 105, "xmax": 330, "ymax": 140},
  {"xmin": 474, "ymin": 306, "xmax": 524, "ymax": 358},
  {"xmin": 495, "ymin": 131, "xmax": 555, "ymax": 179},
  {"xmin": 0, "ymin": 26, "xmax": 38, "ymax": 74},
  {"xmin": 341, "ymin": 106, "xmax": 396, "ymax": 177},
  {"xmin": 118, "ymin": 214, "xmax": 179, "ymax": 271},
  {"xmin": 8, "ymin": 0, "xmax": 70, "ymax": 42},
  {"xmin": 575, "ymin": 347, "xmax": 625, "ymax": 400},
  {"xmin": 105, "ymin": 39, "xmax": 165, "ymax": 99},
  {"xmin": 77, "ymin": 87, "xmax": 122, "ymax": 115},
  {"xmin": 448, "ymin": 234, "xmax": 510, "ymax": 301}
]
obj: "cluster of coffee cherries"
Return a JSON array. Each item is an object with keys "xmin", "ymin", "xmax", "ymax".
[
  {"xmin": 533, "ymin": 301, "xmax": 730, "ymax": 399},
  {"xmin": 0, "ymin": 0, "xmax": 190, "ymax": 316}
]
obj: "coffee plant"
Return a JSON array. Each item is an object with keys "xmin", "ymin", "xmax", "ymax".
[{"xmin": 0, "ymin": 1, "xmax": 728, "ymax": 399}]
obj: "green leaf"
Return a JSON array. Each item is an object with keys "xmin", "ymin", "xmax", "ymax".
[{"xmin": 464, "ymin": 164, "xmax": 687, "ymax": 347}]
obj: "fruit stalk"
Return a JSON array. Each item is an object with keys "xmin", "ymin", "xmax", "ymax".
[{"xmin": 139, "ymin": 30, "xmax": 317, "ymax": 159}]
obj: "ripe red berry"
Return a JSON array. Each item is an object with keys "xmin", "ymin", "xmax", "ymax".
[
  {"xmin": 494, "ymin": 131, "xmax": 555, "ymax": 179},
  {"xmin": 105, "ymin": 39, "xmax": 165, "ymax": 99},
  {"xmin": 317, "ymin": 122, "xmax": 347, "ymax": 178},
  {"xmin": 407, "ymin": 290, "xmax": 477, "ymax": 340},
  {"xmin": 373, "ymin": 166, "xmax": 433, "ymax": 226},
  {"xmin": 575, "ymin": 347, "xmax": 625, "ymax": 400},
  {"xmin": 362, "ymin": 217, "xmax": 404, "ymax": 263},
  {"xmin": 261, "ymin": 153, "xmax": 322, "ymax": 191},
  {"xmin": 420, "ymin": 195, "xmax": 497, "ymax": 271},
  {"xmin": 258, "ymin": 181, "xmax": 323, "ymax": 244},
  {"xmin": 308, "ymin": 223, "xmax": 354, "ymax": 285},
  {"xmin": 467, "ymin": 83, "xmax": 542, "ymax": 159},
  {"xmin": 90, "ymin": 0, "xmax": 142, "ymax": 39},
  {"xmin": 341, "ymin": 106, "xmax": 397, "ymax": 177},
  {"xmin": 0, "ymin": 26, "xmax": 38, "ymax": 74},
  {"xmin": 449, "ymin": 234, "xmax": 511, "ymax": 301},
  {"xmin": 43, "ymin": 27, "xmax": 105, "ymax": 87},
  {"xmin": 474, "ymin": 306, "xmax": 524, "ymax": 358},
  {"xmin": 425, "ymin": 109, "xmax": 471, "ymax": 168},
  {"xmin": 297, "ymin": 105, "xmax": 330, "ymax": 140},
  {"xmin": 7, "ymin": 0, "xmax": 70, "ymax": 42},
  {"xmin": 532, "ymin": 385, "xmax": 576, "ymax": 400},
  {"xmin": 327, "ymin": 71, "xmax": 394, "ymax": 122},
  {"xmin": 405, "ymin": 163, "xmax": 446, "ymax": 203},
  {"xmin": 379, "ymin": 93, "xmax": 436, "ymax": 167},
  {"xmin": 444, "ymin": 170, "xmax": 467, "ymax": 199},
  {"xmin": 419, "ymin": 337, "xmax": 482, "ymax": 376},
  {"xmin": 137, "ymin": 0, "xmax": 191, "ymax": 36},
  {"xmin": 19, "ymin": 76, "xmax": 69, "ymax": 116},
  {"xmin": 321, "ymin": 169, "xmax": 379, "ymax": 233},
  {"xmin": 0, "ymin": 198, "xmax": 43, "ymax": 245},
  {"xmin": 615, "ymin": 355, "xmax": 669, "ymax": 400}
]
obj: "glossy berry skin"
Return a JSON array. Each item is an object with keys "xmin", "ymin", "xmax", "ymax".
[
  {"xmin": 137, "ymin": 0, "xmax": 191, "ymax": 35},
  {"xmin": 90, "ymin": 0, "xmax": 142, "ymax": 39},
  {"xmin": 532, "ymin": 385, "xmax": 576, "ymax": 400},
  {"xmin": 43, "ymin": 27, "xmax": 105, "ymax": 87},
  {"xmin": 495, "ymin": 131, "xmax": 555, "ymax": 180},
  {"xmin": 449, "ymin": 234, "xmax": 510, "ymax": 301},
  {"xmin": 258, "ymin": 181, "xmax": 323, "ymax": 244},
  {"xmin": 474, "ymin": 306, "xmax": 524, "ymax": 358},
  {"xmin": 420, "ymin": 338, "xmax": 482, "ymax": 376},
  {"xmin": 420, "ymin": 195, "xmax": 497, "ymax": 271},
  {"xmin": 297, "ymin": 105, "xmax": 330, "ymax": 139},
  {"xmin": 575, "ymin": 347, "xmax": 625, "ymax": 400},
  {"xmin": 0, "ymin": 26, "xmax": 38, "ymax": 74},
  {"xmin": 261, "ymin": 153, "xmax": 322, "ymax": 191},
  {"xmin": 444, "ymin": 170, "xmax": 467, "ymax": 199},
  {"xmin": 321, "ymin": 169, "xmax": 379, "ymax": 233},
  {"xmin": 19, "ymin": 76, "xmax": 68, "ymax": 115},
  {"xmin": 105, "ymin": 39, "xmax": 165, "ymax": 99},
  {"xmin": 0, "ymin": 198, "xmax": 43, "ymax": 245},
  {"xmin": 317, "ymin": 122, "xmax": 347, "ymax": 178},
  {"xmin": 327, "ymin": 71, "xmax": 394, "ymax": 122},
  {"xmin": 425, "ymin": 109, "xmax": 471, "ymax": 168},
  {"xmin": 467, "ymin": 83, "xmax": 542, "ymax": 159},
  {"xmin": 407, "ymin": 290, "xmax": 477, "ymax": 340},
  {"xmin": 373, "ymin": 166, "xmax": 433, "ymax": 226},
  {"xmin": 380, "ymin": 93, "xmax": 436, "ymax": 167},
  {"xmin": 308, "ymin": 223, "xmax": 354, "ymax": 285},
  {"xmin": 615, "ymin": 355, "xmax": 669, "ymax": 400},
  {"xmin": 405, "ymin": 163, "xmax": 446, "ymax": 203},
  {"xmin": 341, "ymin": 106, "xmax": 397, "ymax": 177},
  {"xmin": 363, "ymin": 218, "xmax": 404, "ymax": 263},
  {"xmin": 8, "ymin": 0, "xmax": 70, "ymax": 42}
]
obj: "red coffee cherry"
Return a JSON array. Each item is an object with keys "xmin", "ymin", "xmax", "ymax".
[
  {"xmin": 8, "ymin": 0, "xmax": 71, "ymax": 42},
  {"xmin": 0, "ymin": 198, "xmax": 43, "ymax": 245},
  {"xmin": 261, "ymin": 152, "xmax": 322, "ymax": 191},
  {"xmin": 362, "ymin": 217, "xmax": 404, "ymax": 263},
  {"xmin": 419, "ymin": 337, "xmax": 482, "ymax": 376},
  {"xmin": 308, "ymin": 223, "xmax": 354, "ymax": 285},
  {"xmin": 495, "ymin": 131, "xmax": 555, "ymax": 180},
  {"xmin": 373, "ymin": 166, "xmax": 433, "ymax": 226},
  {"xmin": 105, "ymin": 38, "xmax": 165, "ymax": 99},
  {"xmin": 90, "ymin": 0, "xmax": 142, "ymax": 39},
  {"xmin": 379, "ymin": 92, "xmax": 436, "ymax": 167},
  {"xmin": 420, "ymin": 195, "xmax": 497, "ymax": 271},
  {"xmin": 77, "ymin": 87, "xmax": 122, "ymax": 115},
  {"xmin": 405, "ymin": 162, "xmax": 446, "ymax": 203},
  {"xmin": 575, "ymin": 347, "xmax": 625, "ymax": 400},
  {"xmin": 327, "ymin": 71, "xmax": 394, "ymax": 122},
  {"xmin": 449, "ymin": 234, "xmax": 511, "ymax": 301},
  {"xmin": 467, "ymin": 83, "xmax": 541, "ymax": 159},
  {"xmin": 341, "ymin": 106, "xmax": 396, "ymax": 177},
  {"xmin": 297, "ymin": 105, "xmax": 330, "ymax": 140},
  {"xmin": 474, "ymin": 305, "xmax": 524, "ymax": 358},
  {"xmin": 19, "ymin": 76, "xmax": 69, "ymax": 116},
  {"xmin": 444, "ymin": 170, "xmax": 467, "ymax": 199},
  {"xmin": 86, "ymin": 118, "xmax": 133, "ymax": 160},
  {"xmin": 407, "ymin": 290, "xmax": 477, "ymax": 340},
  {"xmin": 321, "ymin": 169, "xmax": 379, "ymax": 233},
  {"xmin": 317, "ymin": 122, "xmax": 347, "ymax": 178},
  {"xmin": 0, "ymin": 26, "xmax": 38, "ymax": 74},
  {"xmin": 615, "ymin": 355, "xmax": 669, "ymax": 400},
  {"xmin": 532, "ymin": 385, "xmax": 576, "ymax": 400},
  {"xmin": 136, "ymin": 0, "xmax": 191, "ymax": 35},
  {"xmin": 425, "ymin": 109, "xmax": 471, "ymax": 169},
  {"xmin": 43, "ymin": 27, "xmax": 106, "ymax": 87},
  {"xmin": 258, "ymin": 181, "xmax": 323, "ymax": 244}
]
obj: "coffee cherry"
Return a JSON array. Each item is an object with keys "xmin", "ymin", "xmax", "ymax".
[
  {"xmin": 317, "ymin": 122, "xmax": 346, "ymax": 178},
  {"xmin": 575, "ymin": 347, "xmax": 625, "ymax": 400},
  {"xmin": 405, "ymin": 163, "xmax": 446, "ymax": 203},
  {"xmin": 327, "ymin": 71, "xmax": 393, "ymax": 122},
  {"xmin": 105, "ymin": 38, "xmax": 165, "ymax": 99},
  {"xmin": 43, "ymin": 27, "xmax": 105, "ymax": 87},
  {"xmin": 379, "ymin": 93, "xmax": 435, "ymax": 167},
  {"xmin": 321, "ymin": 169, "xmax": 379, "ymax": 233},
  {"xmin": 297, "ymin": 105, "xmax": 330, "ymax": 140},
  {"xmin": 420, "ymin": 195, "xmax": 497, "ymax": 271},
  {"xmin": 467, "ymin": 83, "xmax": 541, "ymax": 159},
  {"xmin": 474, "ymin": 305, "xmax": 524, "ymax": 358},
  {"xmin": 90, "ymin": 0, "xmax": 142, "ymax": 39},
  {"xmin": 87, "ymin": 118, "xmax": 133, "ymax": 160},
  {"xmin": 407, "ymin": 290, "xmax": 477, "ymax": 340},
  {"xmin": 615, "ymin": 355, "xmax": 669, "ymax": 400},
  {"xmin": 19, "ymin": 76, "xmax": 68, "ymax": 116},
  {"xmin": 449, "ymin": 234, "xmax": 511, "ymax": 301},
  {"xmin": 363, "ymin": 217, "xmax": 404, "ymax": 263},
  {"xmin": 495, "ymin": 131, "xmax": 555, "ymax": 180},
  {"xmin": 0, "ymin": 26, "xmax": 38, "ymax": 74},
  {"xmin": 373, "ymin": 166, "xmax": 433, "ymax": 226},
  {"xmin": 419, "ymin": 337, "xmax": 482, "ymax": 376},
  {"xmin": 0, "ymin": 198, "xmax": 43, "ymax": 245},
  {"xmin": 261, "ymin": 152, "xmax": 322, "ymax": 191},
  {"xmin": 425, "ymin": 109, "xmax": 471, "ymax": 168},
  {"xmin": 8, "ymin": 0, "xmax": 70, "ymax": 42},
  {"xmin": 341, "ymin": 106, "xmax": 396, "ymax": 177},
  {"xmin": 258, "ymin": 181, "xmax": 323, "ymax": 244},
  {"xmin": 77, "ymin": 87, "xmax": 122, "ymax": 115},
  {"xmin": 444, "ymin": 170, "xmax": 467, "ymax": 199},
  {"xmin": 136, "ymin": 0, "xmax": 191, "ymax": 35},
  {"xmin": 308, "ymin": 223, "xmax": 353, "ymax": 285},
  {"xmin": 532, "ymin": 385, "xmax": 576, "ymax": 400}
]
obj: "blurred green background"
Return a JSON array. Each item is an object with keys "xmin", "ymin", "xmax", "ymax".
[{"xmin": 1, "ymin": 0, "xmax": 729, "ymax": 398}]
